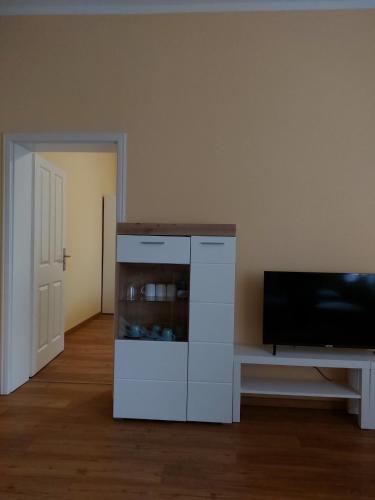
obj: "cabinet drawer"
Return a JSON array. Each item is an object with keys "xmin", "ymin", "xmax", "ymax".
[
  {"xmin": 117, "ymin": 235, "xmax": 190, "ymax": 264},
  {"xmin": 191, "ymin": 237, "xmax": 236, "ymax": 264},
  {"xmin": 114, "ymin": 340, "xmax": 187, "ymax": 381},
  {"xmin": 189, "ymin": 303, "xmax": 234, "ymax": 343},
  {"xmin": 190, "ymin": 264, "xmax": 235, "ymax": 303},
  {"xmin": 188, "ymin": 343, "xmax": 233, "ymax": 383},
  {"xmin": 187, "ymin": 382, "xmax": 232, "ymax": 423},
  {"xmin": 114, "ymin": 379, "xmax": 187, "ymax": 421}
]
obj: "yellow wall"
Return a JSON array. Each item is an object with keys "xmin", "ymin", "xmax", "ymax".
[
  {"xmin": 1, "ymin": 11, "xmax": 375, "ymax": 345},
  {"xmin": 39, "ymin": 152, "xmax": 117, "ymax": 331}
]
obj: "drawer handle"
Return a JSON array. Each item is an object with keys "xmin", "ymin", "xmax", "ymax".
[
  {"xmin": 200, "ymin": 242, "xmax": 225, "ymax": 245},
  {"xmin": 140, "ymin": 241, "xmax": 166, "ymax": 245}
]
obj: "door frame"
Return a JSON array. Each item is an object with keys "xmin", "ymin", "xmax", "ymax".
[{"xmin": 1, "ymin": 132, "xmax": 127, "ymax": 394}]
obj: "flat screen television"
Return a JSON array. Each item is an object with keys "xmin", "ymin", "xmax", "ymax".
[{"xmin": 263, "ymin": 271, "xmax": 375, "ymax": 350}]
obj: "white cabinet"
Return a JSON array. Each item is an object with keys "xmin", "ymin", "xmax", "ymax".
[{"xmin": 113, "ymin": 225, "xmax": 236, "ymax": 423}]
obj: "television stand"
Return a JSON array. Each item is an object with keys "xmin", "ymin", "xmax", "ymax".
[
  {"xmin": 233, "ymin": 345, "xmax": 375, "ymax": 430},
  {"xmin": 272, "ymin": 344, "xmax": 277, "ymax": 356}
]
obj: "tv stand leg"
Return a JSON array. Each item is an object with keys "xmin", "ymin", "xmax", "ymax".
[{"xmin": 272, "ymin": 345, "xmax": 277, "ymax": 356}]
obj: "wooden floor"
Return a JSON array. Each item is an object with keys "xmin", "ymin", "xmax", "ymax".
[
  {"xmin": 32, "ymin": 314, "xmax": 113, "ymax": 385},
  {"xmin": 1, "ymin": 316, "xmax": 375, "ymax": 500}
]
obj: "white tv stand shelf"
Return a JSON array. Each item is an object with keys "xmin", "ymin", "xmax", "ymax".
[{"xmin": 233, "ymin": 345, "xmax": 375, "ymax": 429}]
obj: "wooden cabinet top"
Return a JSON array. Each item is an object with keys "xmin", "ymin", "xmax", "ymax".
[{"xmin": 117, "ymin": 223, "xmax": 236, "ymax": 237}]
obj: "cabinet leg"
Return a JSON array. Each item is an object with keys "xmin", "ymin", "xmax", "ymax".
[
  {"xmin": 233, "ymin": 361, "xmax": 241, "ymax": 423},
  {"xmin": 368, "ymin": 369, "xmax": 375, "ymax": 430},
  {"xmin": 359, "ymin": 368, "xmax": 371, "ymax": 429},
  {"xmin": 347, "ymin": 369, "xmax": 360, "ymax": 416}
]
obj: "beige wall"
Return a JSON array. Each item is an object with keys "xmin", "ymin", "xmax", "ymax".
[
  {"xmin": 39, "ymin": 152, "xmax": 116, "ymax": 331},
  {"xmin": 1, "ymin": 11, "xmax": 375, "ymax": 345}
]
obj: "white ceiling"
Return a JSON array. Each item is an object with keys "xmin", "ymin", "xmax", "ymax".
[{"xmin": 0, "ymin": 0, "xmax": 375, "ymax": 15}]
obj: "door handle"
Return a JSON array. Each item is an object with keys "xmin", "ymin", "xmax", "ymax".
[
  {"xmin": 140, "ymin": 241, "xmax": 166, "ymax": 245},
  {"xmin": 200, "ymin": 242, "xmax": 225, "ymax": 245},
  {"xmin": 63, "ymin": 248, "xmax": 71, "ymax": 271}
]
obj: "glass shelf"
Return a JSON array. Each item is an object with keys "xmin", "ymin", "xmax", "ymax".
[
  {"xmin": 116, "ymin": 262, "xmax": 190, "ymax": 342},
  {"xmin": 120, "ymin": 297, "xmax": 188, "ymax": 304}
]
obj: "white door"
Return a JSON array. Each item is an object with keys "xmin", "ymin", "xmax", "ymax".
[{"xmin": 31, "ymin": 155, "xmax": 66, "ymax": 375}]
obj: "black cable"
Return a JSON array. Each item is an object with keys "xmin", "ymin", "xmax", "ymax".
[{"xmin": 314, "ymin": 366, "xmax": 333, "ymax": 382}]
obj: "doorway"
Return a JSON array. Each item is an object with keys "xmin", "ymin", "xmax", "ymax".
[{"xmin": 1, "ymin": 133, "xmax": 127, "ymax": 394}]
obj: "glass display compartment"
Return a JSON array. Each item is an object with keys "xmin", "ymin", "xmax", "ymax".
[{"xmin": 116, "ymin": 263, "xmax": 190, "ymax": 342}]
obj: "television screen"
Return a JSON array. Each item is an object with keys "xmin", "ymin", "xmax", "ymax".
[{"xmin": 263, "ymin": 271, "xmax": 375, "ymax": 349}]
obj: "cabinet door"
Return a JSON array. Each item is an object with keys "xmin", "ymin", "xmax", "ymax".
[
  {"xmin": 187, "ymin": 382, "xmax": 233, "ymax": 423},
  {"xmin": 188, "ymin": 342, "xmax": 233, "ymax": 383},
  {"xmin": 190, "ymin": 264, "xmax": 235, "ymax": 303},
  {"xmin": 117, "ymin": 235, "xmax": 190, "ymax": 264},
  {"xmin": 113, "ymin": 379, "xmax": 187, "ymax": 421},
  {"xmin": 114, "ymin": 340, "xmax": 187, "ymax": 381},
  {"xmin": 189, "ymin": 303, "xmax": 234, "ymax": 343}
]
